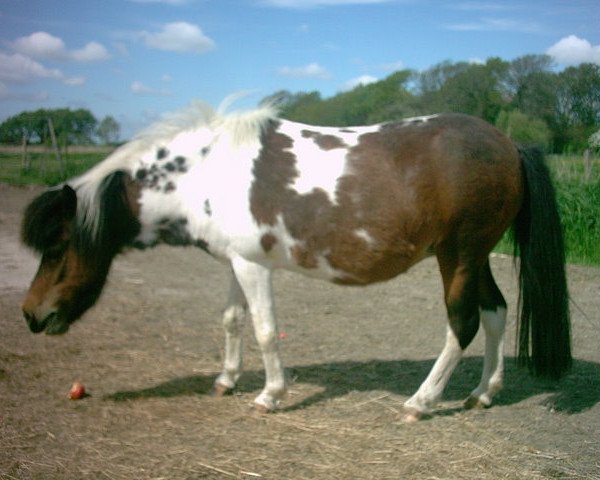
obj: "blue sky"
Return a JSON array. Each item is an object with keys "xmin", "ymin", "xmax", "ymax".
[{"xmin": 1, "ymin": 0, "xmax": 599, "ymax": 138}]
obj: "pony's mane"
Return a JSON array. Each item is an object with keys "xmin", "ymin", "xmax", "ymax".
[{"xmin": 68, "ymin": 97, "xmax": 278, "ymax": 242}]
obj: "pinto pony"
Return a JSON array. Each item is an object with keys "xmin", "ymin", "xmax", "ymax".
[{"xmin": 21, "ymin": 102, "xmax": 571, "ymax": 421}]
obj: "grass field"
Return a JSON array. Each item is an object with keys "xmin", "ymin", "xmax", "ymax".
[
  {"xmin": 1, "ymin": 147, "xmax": 598, "ymax": 265},
  {"xmin": 494, "ymin": 154, "xmax": 600, "ymax": 266},
  {"xmin": 0, "ymin": 145, "xmax": 113, "ymax": 186}
]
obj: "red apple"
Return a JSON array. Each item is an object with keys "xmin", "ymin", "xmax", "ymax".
[{"xmin": 69, "ymin": 382, "xmax": 86, "ymax": 400}]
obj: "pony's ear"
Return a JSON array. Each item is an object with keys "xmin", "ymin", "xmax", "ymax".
[{"xmin": 21, "ymin": 185, "xmax": 78, "ymax": 252}]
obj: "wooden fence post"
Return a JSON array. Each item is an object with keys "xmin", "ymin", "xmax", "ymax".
[{"xmin": 21, "ymin": 135, "xmax": 31, "ymax": 170}]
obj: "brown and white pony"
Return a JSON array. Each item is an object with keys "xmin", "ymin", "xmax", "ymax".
[{"xmin": 21, "ymin": 101, "xmax": 571, "ymax": 421}]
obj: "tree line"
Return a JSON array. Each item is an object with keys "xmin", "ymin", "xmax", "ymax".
[
  {"xmin": 0, "ymin": 108, "xmax": 120, "ymax": 146},
  {"xmin": 270, "ymin": 55, "xmax": 600, "ymax": 154},
  {"xmin": 2, "ymin": 54, "xmax": 598, "ymax": 153}
]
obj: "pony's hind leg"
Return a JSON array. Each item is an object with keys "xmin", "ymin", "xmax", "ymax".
[
  {"xmin": 403, "ymin": 251, "xmax": 480, "ymax": 422},
  {"xmin": 213, "ymin": 272, "xmax": 248, "ymax": 396},
  {"xmin": 465, "ymin": 261, "xmax": 507, "ymax": 409}
]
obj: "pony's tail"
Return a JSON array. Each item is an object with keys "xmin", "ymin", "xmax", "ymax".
[{"xmin": 513, "ymin": 146, "xmax": 571, "ymax": 379}]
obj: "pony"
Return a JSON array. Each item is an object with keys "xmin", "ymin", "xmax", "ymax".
[{"xmin": 20, "ymin": 100, "xmax": 571, "ymax": 422}]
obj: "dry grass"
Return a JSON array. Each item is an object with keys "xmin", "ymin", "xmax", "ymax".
[{"xmin": 1, "ymin": 185, "xmax": 599, "ymax": 479}]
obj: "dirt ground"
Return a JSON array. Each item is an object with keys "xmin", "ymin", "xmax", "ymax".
[{"xmin": 1, "ymin": 183, "xmax": 599, "ymax": 480}]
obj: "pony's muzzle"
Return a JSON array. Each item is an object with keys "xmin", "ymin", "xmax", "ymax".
[
  {"xmin": 23, "ymin": 311, "xmax": 46, "ymax": 333},
  {"xmin": 23, "ymin": 310, "xmax": 70, "ymax": 335}
]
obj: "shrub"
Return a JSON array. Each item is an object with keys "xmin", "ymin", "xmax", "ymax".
[{"xmin": 496, "ymin": 110, "xmax": 551, "ymax": 149}]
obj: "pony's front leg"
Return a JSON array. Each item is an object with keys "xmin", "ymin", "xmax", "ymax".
[
  {"xmin": 231, "ymin": 256, "xmax": 286, "ymax": 412},
  {"xmin": 403, "ymin": 326, "xmax": 463, "ymax": 421},
  {"xmin": 213, "ymin": 273, "xmax": 247, "ymax": 396}
]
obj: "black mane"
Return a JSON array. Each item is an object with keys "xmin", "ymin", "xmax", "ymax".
[
  {"xmin": 72, "ymin": 171, "xmax": 141, "ymax": 261},
  {"xmin": 21, "ymin": 186, "xmax": 76, "ymax": 253},
  {"xmin": 22, "ymin": 171, "xmax": 141, "ymax": 260}
]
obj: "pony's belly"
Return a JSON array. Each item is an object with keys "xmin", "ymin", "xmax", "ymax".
[{"xmin": 271, "ymin": 237, "xmax": 430, "ymax": 286}]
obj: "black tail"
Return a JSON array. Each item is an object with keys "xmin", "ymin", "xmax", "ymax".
[{"xmin": 513, "ymin": 146, "xmax": 571, "ymax": 379}]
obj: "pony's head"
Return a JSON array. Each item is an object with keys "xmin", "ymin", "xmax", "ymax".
[{"xmin": 21, "ymin": 171, "xmax": 141, "ymax": 334}]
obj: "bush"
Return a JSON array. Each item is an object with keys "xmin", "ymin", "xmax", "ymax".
[{"xmin": 496, "ymin": 110, "xmax": 551, "ymax": 148}]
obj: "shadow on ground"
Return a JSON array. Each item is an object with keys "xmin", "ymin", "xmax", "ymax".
[{"xmin": 107, "ymin": 356, "xmax": 600, "ymax": 414}]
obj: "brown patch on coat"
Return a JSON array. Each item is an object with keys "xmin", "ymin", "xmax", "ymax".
[
  {"xmin": 301, "ymin": 130, "xmax": 347, "ymax": 150},
  {"xmin": 250, "ymin": 115, "xmax": 522, "ymax": 285},
  {"xmin": 250, "ymin": 121, "xmax": 297, "ymax": 226},
  {"xmin": 260, "ymin": 233, "xmax": 277, "ymax": 253},
  {"xmin": 290, "ymin": 244, "xmax": 319, "ymax": 269}
]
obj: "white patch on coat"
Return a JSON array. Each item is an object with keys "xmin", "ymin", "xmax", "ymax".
[
  {"xmin": 404, "ymin": 327, "xmax": 463, "ymax": 414},
  {"xmin": 176, "ymin": 136, "xmax": 264, "ymax": 260},
  {"xmin": 354, "ymin": 228, "xmax": 376, "ymax": 247},
  {"xmin": 277, "ymin": 121, "xmax": 379, "ymax": 204},
  {"xmin": 400, "ymin": 114, "xmax": 439, "ymax": 125},
  {"xmin": 69, "ymin": 99, "xmax": 276, "ymax": 244}
]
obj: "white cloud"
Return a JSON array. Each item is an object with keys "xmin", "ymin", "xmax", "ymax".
[
  {"xmin": 468, "ymin": 57, "xmax": 485, "ymax": 65},
  {"xmin": 130, "ymin": 80, "xmax": 172, "ymax": 96},
  {"xmin": 547, "ymin": 35, "xmax": 600, "ymax": 66},
  {"xmin": 0, "ymin": 52, "xmax": 63, "ymax": 83},
  {"xmin": 12, "ymin": 31, "xmax": 111, "ymax": 63},
  {"xmin": 138, "ymin": 22, "xmax": 215, "ymax": 54},
  {"xmin": 379, "ymin": 60, "xmax": 404, "ymax": 71},
  {"xmin": 63, "ymin": 76, "xmax": 86, "ymax": 86},
  {"xmin": 70, "ymin": 42, "xmax": 111, "ymax": 62},
  {"xmin": 0, "ymin": 52, "xmax": 85, "ymax": 87},
  {"xmin": 278, "ymin": 62, "xmax": 331, "ymax": 79},
  {"xmin": 342, "ymin": 75, "xmax": 378, "ymax": 90},
  {"xmin": 12, "ymin": 31, "xmax": 65, "ymax": 60},
  {"xmin": 261, "ymin": 0, "xmax": 391, "ymax": 7},
  {"xmin": 446, "ymin": 18, "xmax": 540, "ymax": 33}
]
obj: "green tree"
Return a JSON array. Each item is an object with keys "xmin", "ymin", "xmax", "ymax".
[
  {"xmin": 0, "ymin": 108, "xmax": 98, "ymax": 145},
  {"xmin": 279, "ymin": 70, "xmax": 415, "ymax": 126},
  {"xmin": 96, "ymin": 116, "xmax": 121, "ymax": 144},
  {"xmin": 512, "ymin": 70, "xmax": 558, "ymax": 123},
  {"xmin": 276, "ymin": 91, "xmax": 324, "ymax": 124},
  {"xmin": 67, "ymin": 109, "xmax": 97, "ymax": 144},
  {"xmin": 413, "ymin": 59, "xmax": 510, "ymax": 122},
  {"xmin": 414, "ymin": 60, "xmax": 472, "ymax": 114},
  {"xmin": 0, "ymin": 111, "xmax": 37, "ymax": 143},
  {"xmin": 496, "ymin": 110, "xmax": 551, "ymax": 148},
  {"xmin": 554, "ymin": 63, "xmax": 600, "ymax": 152},
  {"xmin": 437, "ymin": 58, "xmax": 509, "ymax": 122},
  {"xmin": 505, "ymin": 54, "xmax": 554, "ymax": 102}
]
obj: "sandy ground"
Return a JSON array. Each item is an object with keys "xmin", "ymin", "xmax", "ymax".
[{"xmin": 1, "ymin": 183, "xmax": 599, "ymax": 479}]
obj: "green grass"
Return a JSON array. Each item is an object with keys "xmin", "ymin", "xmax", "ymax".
[
  {"xmin": 0, "ymin": 149, "xmax": 110, "ymax": 186},
  {"xmin": 1, "ymin": 149, "xmax": 599, "ymax": 266},
  {"xmin": 495, "ymin": 154, "xmax": 600, "ymax": 266}
]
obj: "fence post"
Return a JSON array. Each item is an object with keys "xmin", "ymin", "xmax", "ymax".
[{"xmin": 21, "ymin": 135, "xmax": 30, "ymax": 170}]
